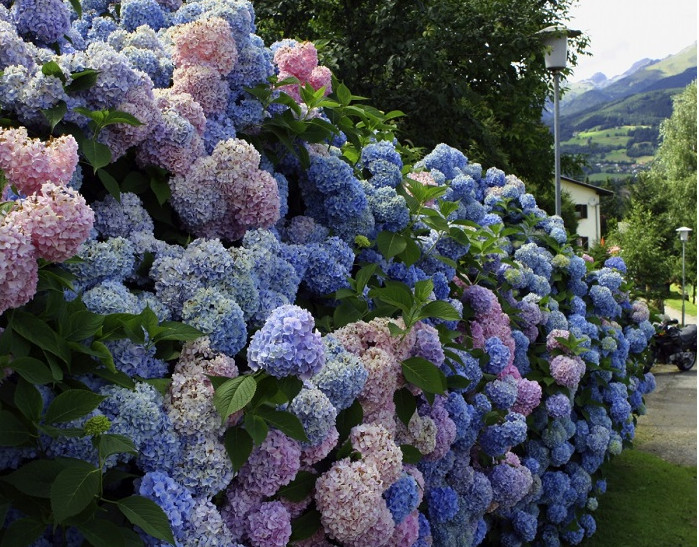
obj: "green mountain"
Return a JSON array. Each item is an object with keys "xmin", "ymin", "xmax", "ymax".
[{"xmin": 544, "ymin": 43, "xmax": 697, "ymax": 182}]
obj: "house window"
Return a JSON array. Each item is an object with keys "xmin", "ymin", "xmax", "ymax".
[
  {"xmin": 578, "ymin": 236, "xmax": 590, "ymax": 250},
  {"xmin": 575, "ymin": 204, "xmax": 588, "ymax": 219}
]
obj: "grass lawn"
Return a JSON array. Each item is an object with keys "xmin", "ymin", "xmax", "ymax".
[
  {"xmin": 582, "ymin": 449, "xmax": 697, "ymax": 546},
  {"xmin": 665, "ymin": 284, "xmax": 697, "ymax": 318}
]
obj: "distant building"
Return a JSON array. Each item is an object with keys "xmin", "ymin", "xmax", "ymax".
[{"xmin": 560, "ymin": 176, "xmax": 614, "ymax": 249}]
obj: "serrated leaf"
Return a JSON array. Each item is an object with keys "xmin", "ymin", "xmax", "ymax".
[
  {"xmin": 276, "ymin": 376, "xmax": 303, "ymax": 402},
  {"xmin": 376, "ymin": 231, "xmax": 407, "ymax": 259},
  {"xmin": 254, "ymin": 407, "xmax": 309, "ymax": 443},
  {"xmin": 398, "ymin": 236, "xmax": 422, "ymax": 267},
  {"xmin": 1, "ymin": 517, "xmax": 46, "ymax": 547},
  {"xmin": 14, "ymin": 378, "xmax": 43, "ymax": 423},
  {"xmin": 224, "ymin": 426, "xmax": 253, "ymax": 472},
  {"xmin": 78, "ymin": 518, "xmax": 127, "ymax": 547},
  {"xmin": 417, "ymin": 300, "xmax": 461, "ymax": 322},
  {"xmin": 116, "ymin": 496, "xmax": 175, "ymax": 545},
  {"xmin": 64, "ymin": 310, "xmax": 105, "ymax": 342},
  {"xmin": 289, "ymin": 509, "xmax": 322, "ymax": 542},
  {"xmin": 393, "ymin": 387, "xmax": 417, "ymax": 427},
  {"xmin": 2, "ymin": 459, "xmax": 66, "ymax": 498},
  {"xmin": 150, "ymin": 321, "xmax": 202, "ymax": 343},
  {"xmin": 98, "ymin": 434, "xmax": 137, "ymax": 461},
  {"xmin": 44, "ymin": 389, "xmax": 106, "ymax": 424},
  {"xmin": 369, "ymin": 280, "xmax": 414, "ymax": 313},
  {"xmin": 446, "ymin": 374, "xmax": 471, "ymax": 390},
  {"xmin": 65, "ymin": 69, "xmax": 100, "ymax": 93},
  {"xmin": 354, "ymin": 263, "xmax": 379, "ymax": 293},
  {"xmin": 0, "ymin": 411, "xmax": 31, "ymax": 446},
  {"xmin": 41, "ymin": 60, "xmax": 66, "ymax": 83},
  {"xmin": 400, "ymin": 444, "xmax": 422, "ymax": 464},
  {"xmin": 213, "ymin": 375, "xmax": 257, "ymax": 422},
  {"xmin": 413, "ymin": 279, "xmax": 434, "ymax": 302},
  {"xmin": 67, "ymin": 0, "xmax": 82, "ymax": 18},
  {"xmin": 50, "ymin": 461, "xmax": 100, "ymax": 522},
  {"xmin": 276, "ymin": 470, "xmax": 317, "ymax": 502},
  {"xmin": 8, "ymin": 356, "xmax": 54, "ymax": 385},
  {"xmin": 42, "ymin": 101, "xmax": 67, "ymax": 132},
  {"xmin": 401, "ymin": 357, "xmax": 447, "ymax": 395},
  {"xmin": 80, "ymin": 139, "xmax": 112, "ymax": 172},
  {"xmin": 243, "ymin": 413, "xmax": 268, "ymax": 445},
  {"xmin": 11, "ymin": 310, "xmax": 70, "ymax": 363},
  {"xmin": 98, "ymin": 170, "xmax": 121, "ymax": 201}
]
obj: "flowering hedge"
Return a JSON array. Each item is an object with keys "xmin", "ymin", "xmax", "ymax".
[{"xmin": 0, "ymin": 0, "xmax": 656, "ymax": 546}]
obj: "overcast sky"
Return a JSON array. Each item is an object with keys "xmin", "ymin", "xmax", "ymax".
[{"xmin": 566, "ymin": 0, "xmax": 697, "ymax": 81}]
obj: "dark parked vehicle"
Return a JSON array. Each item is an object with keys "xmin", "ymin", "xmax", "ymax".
[{"xmin": 644, "ymin": 318, "xmax": 697, "ymax": 372}]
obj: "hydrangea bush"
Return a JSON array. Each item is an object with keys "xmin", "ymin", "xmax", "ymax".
[{"xmin": 0, "ymin": 1, "xmax": 656, "ymax": 546}]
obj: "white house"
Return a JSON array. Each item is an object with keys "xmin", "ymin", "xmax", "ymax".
[{"xmin": 560, "ymin": 176, "xmax": 614, "ymax": 249}]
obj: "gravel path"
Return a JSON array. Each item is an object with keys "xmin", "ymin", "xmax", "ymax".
[{"xmin": 633, "ymin": 308, "xmax": 697, "ymax": 466}]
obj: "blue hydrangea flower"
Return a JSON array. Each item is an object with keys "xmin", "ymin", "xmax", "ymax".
[
  {"xmin": 105, "ymin": 338, "xmax": 168, "ymax": 379},
  {"xmin": 485, "ymin": 376, "xmax": 518, "ymax": 410},
  {"xmin": 288, "ymin": 384, "xmax": 337, "ymax": 445},
  {"xmin": 383, "ymin": 474, "xmax": 420, "ymax": 524},
  {"xmin": 426, "ymin": 486, "xmax": 460, "ymax": 523},
  {"xmin": 484, "ymin": 336, "xmax": 510, "ymax": 375},
  {"xmin": 12, "ymin": 0, "xmax": 70, "ymax": 44},
  {"xmin": 247, "ymin": 304, "xmax": 325, "ymax": 378},
  {"xmin": 312, "ymin": 338, "xmax": 368, "ymax": 410}
]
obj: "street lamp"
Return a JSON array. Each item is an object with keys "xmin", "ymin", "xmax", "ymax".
[
  {"xmin": 676, "ymin": 227, "xmax": 692, "ymax": 327},
  {"xmin": 538, "ymin": 25, "xmax": 581, "ymax": 217}
]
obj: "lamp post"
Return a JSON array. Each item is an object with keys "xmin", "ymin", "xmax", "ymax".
[
  {"xmin": 676, "ymin": 227, "xmax": 692, "ymax": 327},
  {"xmin": 538, "ymin": 25, "xmax": 581, "ymax": 217}
]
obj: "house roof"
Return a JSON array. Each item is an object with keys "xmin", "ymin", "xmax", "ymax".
[{"xmin": 561, "ymin": 176, "xmax": 615, "ymax": 196}]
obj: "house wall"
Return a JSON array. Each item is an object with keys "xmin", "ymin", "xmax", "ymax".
[{"xmin": 561, "ymin": 181, "xmax": 601, "ymax": 248}]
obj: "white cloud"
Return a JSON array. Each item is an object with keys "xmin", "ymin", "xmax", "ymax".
[{"xmin": 567, "ymin": 0, "xmax": 697, "ymax": 81}]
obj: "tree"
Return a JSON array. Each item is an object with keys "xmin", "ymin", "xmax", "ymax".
[
  {"xmin": 253, "ymin": 0, "xmax": 588, "ymax": 226},
  {"xmin": 651, "ymin": 81, "xmax": 697, "ymax": 299}
]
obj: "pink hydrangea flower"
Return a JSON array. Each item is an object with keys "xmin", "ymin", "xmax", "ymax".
[
  {"xmin": 154, "ymin": 89, "xmax": 207, "ymax": 135},
  {"xmin": 314, "ymin": 459, "xmax": 384, "ymax": 543},
  {"xmin": 8, "ymin": 182, "xmax": 94, "ymax": 262},
  {"xmin": 246, "ymin": 501, "xmax": 292, "ymax": 547},
  {"xmin": 549, "ymin": 355, "xmax": 586, "ymax": 388},
  {"xmin": 172, "ymin": 65, "xmax": 229, "ymax": 115},
  {"xmin": 274, "ymin": 42, "xmax": 332, "ymax": 101},
  {"xmin": 171, "ymin": 17, "xmax": 238, "ymax": 76},
  {"xmin": 511, "ymin": 377, "xmax": 542, "ymax": 416},
  {"xmin": 391, "ymin": 509, "xmax": 420, "ymax": 546},
  {"xmin": 237, "ymin": 429, "xmax": 301, "ymax": 497},
  {"xmin": 300, "ymin": 425, "xmax": 339, "ymax": 466},
  {"xmin": 349, "ymin": 423, "xmax": 403, "ymax": 485},
  {"xmin": 0, "ymin": 219, "xmax": 37, "ymax": 315},
  {"xmin": 357, "ymin": 347, "xmax": 400, "ymax": 415},
  {"xmin": 546, "ymin": 329, "xmax": 572, "ymax": 353},
  {"xmin": 0, "ymin": 127, "xmax": 78, "ymax": 195},
  {"xmin": 345, "ymin": 500, "xmax": 395, "ymax": 547}
]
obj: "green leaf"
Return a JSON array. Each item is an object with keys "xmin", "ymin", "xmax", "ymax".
[
  {"xmin": 141, "ymin": 378, "xmax": 172, "ymax": 396},
  {"xmin": 98, "ymin": 170, "xmax": 121, "ymax": 201},
  {"xmin": 276, "ymin": 376, "xmax": 304, "ymax": 403},
  {"xmin": 1, "ymin": 517, "xmax": 46, "ymax": 547},
  {"xmin": 78, "ymin": 518, "xmax": 128, "ymax": 547},
  {"xmin": 150, "ymin": 321, "xmax": 203, "ymax": 343},
  {"xmin": 354, "ymin": 263, "xmax": 379, "ymax": 293},
  {"xmin": 413, "ymin": 279, "xmax": 434, "ymax": 302},
  {"xmin": 98, "ymin": 434, "xmax": 137, "ymax": 461},
  {"xmin": 43, "ymin": 389, "xmax": 106, "ymax": 424},
  {"xmin": 417, "ymin": 300, "xmax": 462, "ymax": 322},
  {"xmin": 42, "ymin": 101, "xmax": 68, "ymax": 132},
  {"xmin": 400, "ymin": 444, "xmax": 422, "ymax": 464},
  {"xmin": 8, "ymin": 356, "xmax": 54, "ymax": 385},
  {"xmin": 376, "ymin": 231, "xmax": 407, "ymax": 259},
  {"xmin": 276, "ymin": 470, "xmax": 317, "ymax": 502},
  {"xmin": 150, "ymin": 175, "xmax": 171, "ymax": 206},
  {"xmin": 333, "ymin": 299, "xmax": 367, "ymax": 328},
  {"xmin": 289, "ymin": 509, "xmax": 322, "ymax": 542},
  {"xmin": 67, "ymin": 0, "xmax": 82, "ymax": 18},
  {"xmin": 0, "ymin": 411, "xmax": 31, "ymax": 446},
  {"xmin": 398, "ymin": 236, "xmax": 422, "ymax": 266},
  {"xmin": 401, "ymin": 357, "xmax": 447, "ymax": 395},
  {"xmin": 369, "ymin": 281, "xmax": 414, "ymax": 313},
  {"xmin": 335, "ymin": 400, "xmax": 363, "ymax": 442},
  {"xmin": 14, "ymin": 378, "xmax": 43, "ymax": 423},
  {"xmin": 254, "ymin": 406, "xmax": 309, "ymax": 443},
  {"xmin": 244, "ymin": 413, "xmax": 269, "ymax": 445},
  {"xmin": 212, "ymin": 375, "xmax": 257, "ymax": 422},
  {"xmin": 89, "ymin": 340, "xmax": 116, "ymax": 373},
  {"xmin": 393, "ymin": 387, "xmax": 417, "ymax": 426},
  {"xmin": 64, "ymin": 310, "xmax": 105, "ymax": 342},
  {"xmin": 41, "ymin": 61, "xmax": 66, "ymax": 83},
  {"xmin": 50, "ymin": 461, "xmax": 100, "ymax": 522},
  {"xmin": 224, "ymin": 426, "xmax": 253, "ymax": 473},
  {"xmin": 116, "ymin": 496, "xmax": 175, "ymax": 545},
  {"xmin": 446, "ymin": 374, "xmax": 471, "ymax": 390},
  {"xmin": 65, "ymin": 69, "xmax": 100, "ymax": 93},
  {"xmin": 11, "ymin": 310, "xmax": 70, "ymax": 363},
  {"xmin": 2, "ymin": 459, "xmax": 66, "ymax": 498},
  {"xmin": 336, "ymin": 82, "xmax": 352, "ymax": 106},
  {"xmin": 80, "ymin": 139, "xmax": 112, "ymax": 172}
]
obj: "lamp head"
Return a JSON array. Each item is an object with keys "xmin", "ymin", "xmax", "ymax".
[
  {"xmin": 537, "ymin": 25, "xmax": 582, "ymax": 71},
  {"xmin": 676, "ymin": 226, "xmax": 692, "ymax": 242}
]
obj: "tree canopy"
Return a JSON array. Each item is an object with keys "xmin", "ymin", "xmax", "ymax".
[{"xmin": 253, "ymin": 0, "xmax": 588, "ymax": 224}]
